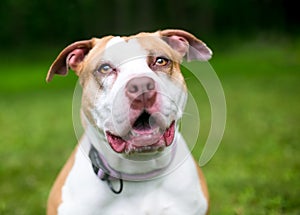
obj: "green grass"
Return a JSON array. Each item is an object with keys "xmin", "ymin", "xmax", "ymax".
[{"xmin": 0, "ymin": 37, "xmax": 299, "ymax": 214}]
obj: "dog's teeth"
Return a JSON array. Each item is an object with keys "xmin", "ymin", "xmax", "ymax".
[
  {"xmin": 125, "ymin": 148, "xmax": 131, "ymax": 154},
  {"xmin": 131, "ymin": 131, "xmax": 140, "ymax": 137},
  {"xmin": 158, "ymin": 146, "xmax": 164, "ymax": 152},
  {"xmin": 153, "ymin": 127, "xmax": 159, "ymax": 135},
  {"xmin": 131, "ymin": 127, "xmax": 161, "ymax": 137}
]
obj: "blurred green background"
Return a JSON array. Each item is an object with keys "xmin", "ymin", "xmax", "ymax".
[{"xmin": 0, "ymin": 0, "xmax": 299, "ymax": 214}]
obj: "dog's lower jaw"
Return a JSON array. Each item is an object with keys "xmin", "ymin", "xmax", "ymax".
[
  {"xmin": 106, "ymin": 120, "xmax": 176, "ymax": 154},
  {"xmin": 84, "ymin": 121, "xmax": 176, "ymax": 176}
]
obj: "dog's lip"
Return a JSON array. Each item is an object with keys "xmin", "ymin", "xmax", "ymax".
[
  {"xmin": 105, "ymin": 132, "xmax": 127, "ymax": 153},
  {"xmin": 106, "ymin": 121, "xmax": 175, "ymax": 154}
]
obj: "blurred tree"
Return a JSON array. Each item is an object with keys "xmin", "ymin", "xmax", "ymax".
[{"xmin": 0, "ymin": 0, "xmax": 297, "ymax": 48}]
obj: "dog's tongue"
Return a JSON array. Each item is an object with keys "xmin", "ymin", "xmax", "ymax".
[{"xmin": 106, "ymin": 132, "xmax": 126, "ymax": 153}]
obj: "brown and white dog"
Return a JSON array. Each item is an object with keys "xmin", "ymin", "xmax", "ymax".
[{"xmin": 46, "ymin": 29, "xmax": 212, "ymax": 215}]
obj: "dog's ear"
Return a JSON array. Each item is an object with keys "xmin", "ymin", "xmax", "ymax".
[
  {"xmin": 46, "ymin": 39, "xmax": 95, "ymax": 82},
  {"xmin": 160, "ymin": 29, "xmax": 212, "ymax": 61}
]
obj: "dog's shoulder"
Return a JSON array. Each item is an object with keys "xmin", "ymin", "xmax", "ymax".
[{"xmin": 47, "ymin": 146, "xmax": 78, "ymax": 215}]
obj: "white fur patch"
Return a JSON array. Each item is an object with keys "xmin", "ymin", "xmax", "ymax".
[
  {"xmin": 103, "ymin": 37, "xmax": 148, "ymax": 67},
  {"xmin": 105, "ymin": 36, "xmax": 123, "ymax": 48},
  {"xmin": 58, "ymin": 134, "xmax": 208, "ymax": 215}
]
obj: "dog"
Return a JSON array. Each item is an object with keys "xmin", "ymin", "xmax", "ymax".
[{"xmin": 46, "ymin": 29, "xmax": 212, "ymax": 215}]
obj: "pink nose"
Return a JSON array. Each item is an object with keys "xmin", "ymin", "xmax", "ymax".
[{"xmin": 126, "ymin": 77, "xmax": 156, "ymax": 109}]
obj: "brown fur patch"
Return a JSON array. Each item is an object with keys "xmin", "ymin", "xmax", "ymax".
[
  {"xmin": 194, "ymin": 159, "xmax": 210, "ymax": 214},
  {"xmin": 78, "ymin": 36, "xmax": 114, "ymax": 87},
  {"xmin": 47, "ymin": 147, "xmax": 78, "ymax": 215},
  {"xmin": 135, "ymin": 33, "xmax": 186, "ymax": 91}
]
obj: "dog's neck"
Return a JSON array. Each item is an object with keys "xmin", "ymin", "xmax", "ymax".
[{"xmin": 81, "ymin": 111, "xmax": 178, "ymax": 180}]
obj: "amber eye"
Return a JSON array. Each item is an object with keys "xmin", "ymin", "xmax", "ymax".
[
  {"xmin": 155, "ymin": 57, "xmax": 169, "ymax": 66},
  {"xmin": 98, "ymin": 63, "xmax": 113, "ymax": 74}
]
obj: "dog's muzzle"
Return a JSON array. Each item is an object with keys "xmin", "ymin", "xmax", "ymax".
[{"xmin": 106, "ymin": 76, "xmax": 176, "ymax": 154}]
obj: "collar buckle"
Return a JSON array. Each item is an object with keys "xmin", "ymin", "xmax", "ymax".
[{"xmin": 89, "ymin": 145, "xmax": 123, "ymax": 194}]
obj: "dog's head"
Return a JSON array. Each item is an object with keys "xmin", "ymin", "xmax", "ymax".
[{"xmin": 47, "ymin": 29, "xmax": 212, "ymax": 157}]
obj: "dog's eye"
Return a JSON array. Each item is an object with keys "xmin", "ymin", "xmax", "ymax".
[
  {"xmin": 155, "ymin": 57, "xmax": 169, "ymax": 66},
  {"xmin": 98, "ymin": 64, "xmax": 113, "ymax": 74}
]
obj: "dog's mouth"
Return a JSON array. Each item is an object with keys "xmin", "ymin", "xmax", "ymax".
[{"xmin": 106, "ymin": 111, "xmax": 175, "ymax": 154}]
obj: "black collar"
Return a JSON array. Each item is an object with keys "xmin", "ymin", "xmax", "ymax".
[{"xmin": 89, "ymin": 145, "xmax": 123, "ymax": 194}]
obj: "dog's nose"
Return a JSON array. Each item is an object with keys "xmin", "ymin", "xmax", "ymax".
[{"xmin": 126, "ymin": 77, "xmax": 156, "ymax": 109}]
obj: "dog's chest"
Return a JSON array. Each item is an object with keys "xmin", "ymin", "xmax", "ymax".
[{"xmin": 57, "ymin": 138, "xmax": 207, "ymax": 215}]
